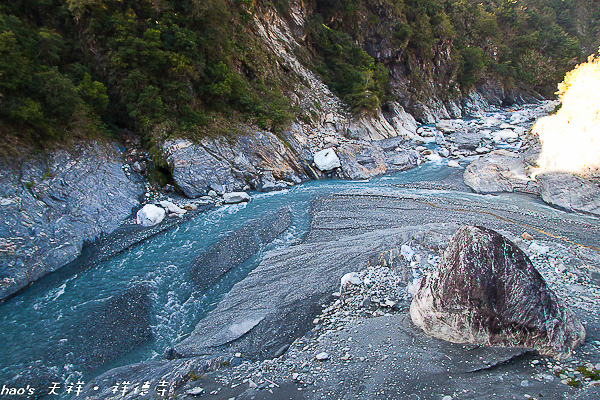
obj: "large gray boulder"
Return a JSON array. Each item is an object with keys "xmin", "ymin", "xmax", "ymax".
[
  {"xmin": 410, "ymin": 225, "xmax": 585, "ymax": 360},
  {"xmin": 336, "ymin": 143, "xmax": 386, "ymax": 179},
  {"xmin": 162, "ymin": 131, "xmax": 308, "ymax": 197},
  {"xmin": 452, "ymin": 127, "xmax": 488, "ymax": 150},
  {"xmin": 537, "ymin": 172, "xmax": 600, "ymax": 216},
  {"xmin": 463, "ymin": 150, "xmax": 540, "ymax": 194},
  {"xmin": 0, "ymin": 143, "xmax": 143, "ymax": 301}
]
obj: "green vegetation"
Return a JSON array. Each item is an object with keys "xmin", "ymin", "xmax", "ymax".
[
  {"xmin": 0, "ymin": 0, "xmax": 597, "ymax": 153},
  {"xmin": 0, "ymin": 0, "xmax": 295, "ymax": 152},
  {"xmin": 311, "ymin": 0, "xmax": 592, "ymax": 98},
  {"xmin": 576, "ymin": 365, "xmax": 600, "ymax": 380},
  {"xmin": 307, "ymin": 16, "xmax": 390, "ymax": 114}
]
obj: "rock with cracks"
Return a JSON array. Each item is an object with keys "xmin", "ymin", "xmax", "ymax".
[{"xmin": 410, "ymin": 225, "xmax": 585, "ymax": 360}]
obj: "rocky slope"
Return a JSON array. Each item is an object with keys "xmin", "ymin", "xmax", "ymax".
[{"xmin": 0, "ymin": 142, "xmax": 143, "ymax": 300}]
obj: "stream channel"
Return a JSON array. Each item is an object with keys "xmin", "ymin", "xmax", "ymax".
[{"xmin": 1, "ymin": 104, "xmax": 599, "ymax": 396}]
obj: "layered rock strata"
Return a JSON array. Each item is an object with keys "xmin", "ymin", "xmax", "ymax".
[{"xmin": 410, "ymin": 225, "xmax": 586, "ymax": 360}]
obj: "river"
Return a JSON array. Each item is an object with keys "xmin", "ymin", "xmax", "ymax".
[{"xmin": 1, "ymin": 103, "xmax": 598, "ymax": 395}]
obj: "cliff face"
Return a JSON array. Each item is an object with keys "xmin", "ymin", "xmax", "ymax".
[{"xmin": 0, "ymin": 143, "xmax": 143, "ymax": 300}]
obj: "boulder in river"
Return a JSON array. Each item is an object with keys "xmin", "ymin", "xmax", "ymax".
[
  {"xmin": 136, "ymin": 204, "xmax": 166, "ymax": 226},
  {"xmin": 313, "ymin": 148, "xmax": 341, "ymax": 171},
  {"xmin": 222, "ymin": 192, "xmax": 251, "ymax": 204},
  {"xmin": 410, "ymin": 225, "xmax": 585, "ymax": 360}
]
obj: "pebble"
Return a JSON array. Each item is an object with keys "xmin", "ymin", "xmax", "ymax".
[
  {"xmin": 186, "ymin": 387, "xmax": 205, "ymax": 395},
  {"xmin": 316, "ymin": 352, "xmax": 329, "ymax": 361},
  {"xmin": 521, "ymin": 380, "xmax": 529, "ymax": 387},
  {"xmin": 521, "ymin": 232, "xmax": 534, "ymax": 241}
]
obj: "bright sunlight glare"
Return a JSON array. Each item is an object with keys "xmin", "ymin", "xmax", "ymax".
[{"xmin": 532, "ymin": 52, "xmax": 600, "ymax": 176}]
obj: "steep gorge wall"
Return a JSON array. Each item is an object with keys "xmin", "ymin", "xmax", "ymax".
[{"xmin": 0, "ymin": 143, "xmax": 143, "ymax": 300}]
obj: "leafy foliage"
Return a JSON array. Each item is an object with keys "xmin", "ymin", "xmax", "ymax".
[
  {"xmin": 308, "ymin": 17, "xmax": 389, "ymax": 114},
  {"xmin": 0, "ymin": 0, "xmax": 596, "ymax": 152},
  {"xmin": 0, "ymin": 0, "xmax": 295, "ymax": 150}
]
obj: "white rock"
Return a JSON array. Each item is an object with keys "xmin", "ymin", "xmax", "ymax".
[
  {"xmin": 482, "ymin": 117, "xmax": 501, "ymax": 127},
  {"xmin": 475, "ymin": 147, "xmax": 490, "ymax": 154},
  {"xmin": 234, "ymin": 352, "xmax": 242, "ymax": 358},
  {"xmin": 384, "ymin": 300, "xmax": 396, "ymax": 308},
  {"xmin": 555, "ymin": 264, "xmax": 567, "ymax": 274},
  {"xmin": 316, "ymin": 352, "xmax": 329, "ymax": 361},
  {"xmin": 401, "ymin": 244, "xmax": 414, "ymax": 262},
  {"xmin": 425, "ymin": 153, "xmax": 442, "ymax": 163},
  {"xmin": 248, "ymin": 380, "xmax": 258, "ymax": 389},
  {"xmin": 208, "ymin": 190, "xmax": 218, "ymax": 198},
  {"xmin": 186, "ymin": 387, "xmax": 205, "ymax": 395},
  {"xmin": 159, "ymin": 200, "xmax": 186, "ymax": 215},
  {"xmin": 411, "ymin": 135, "xmax": 426, "ymax": 144},
  {"xmin": 514, "ymin": 127, "xmax": 526, "ymax": 135},
  {"xmin": 493, "ymin": 129, "xmax": 518, "ymax": 142},
  {"xmin": 529, "ymin": 242, "xmax": 549, "ymax": 255},
  {"xmin": 415, "ymin": 146, "xmax": 427, "ymax": 152},
  {"xmin": 436, "ymin": 120, "xmax": 456, "ymax": 134},
  {"xmin": 442, "ymin": 396, "xmax": 453, "ymax": 400},
  {"xmin": 447, "ymin": 160, "xmax": 461, "ymax": 168},
  {"xmin": 439, "ymin": 148, "xmax": 450, "ymax": 158},
  {"xmin": 223, "ymin": 192, "xmax": 251, "ymax": 204},
  {"xmin": 521, "ymin": 380, "xmax": 529, "ymax": 387},
  {"xmin": 136, "ymin": 204, "xmax": 166, "ymax": 227},
  {"xmin": 541, "ymin": 373, "xmax": 555, "ymax": 381},
  {"xmin": 340, "ymin": 272, "xmax": 362, "ymax": 294},
  {"xmin": 1, "ymin": 198, "xmax": 14, "ymax": 206},
  {"xmin": 313, "ymin": 149, "xmax": 341, "ymax": 171}
]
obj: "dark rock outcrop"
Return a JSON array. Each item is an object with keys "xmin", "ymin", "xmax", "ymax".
[
  {"xmin": 189, "ymin": 208, "xmax": 292, "ymax": 292},
  {"xmin": 410, "ymin": 225, "xmax": 586, "ymax": 360},
  {"xmin": 0, "ymin": 142, "xmax": 143, "ymax": 301}
]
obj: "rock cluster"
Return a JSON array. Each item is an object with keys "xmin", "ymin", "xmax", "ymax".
[{"xmin": 410, "ymin": 226, "xmax": 586, "ymax": 360}]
